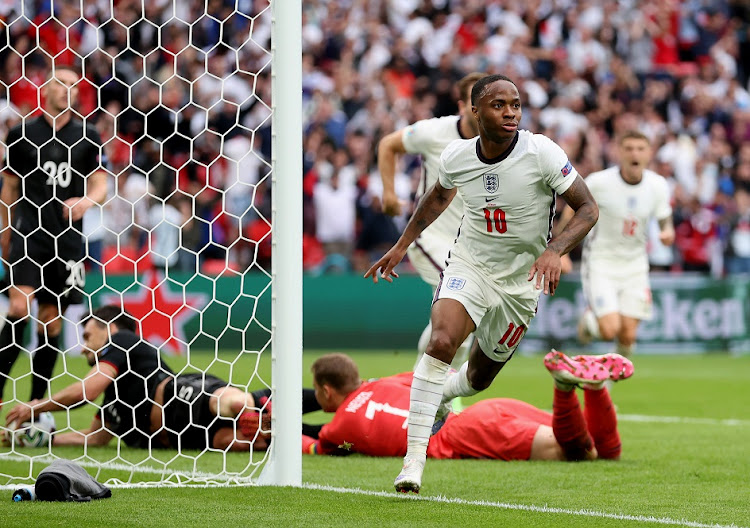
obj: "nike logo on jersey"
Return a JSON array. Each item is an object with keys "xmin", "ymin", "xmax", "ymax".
[{"xmin": 485, "ymin": 196, "xmax": 498, "ymax": 202}]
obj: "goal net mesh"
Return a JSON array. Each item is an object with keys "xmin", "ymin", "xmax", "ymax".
[{"xmin": 0, "ymin": 0, "xmax": 283, "ymax": 488}]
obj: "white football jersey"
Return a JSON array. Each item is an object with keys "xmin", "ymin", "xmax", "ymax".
[
  {"xmin": 438, "ymin": 130, "xmax": 576, "ymax": 283},
  {"xmin": 402, "ymin": 115, "xmax": 469, "ymax": 248},
  {"xmin": 582, "ymin": 167, "xmax": 672, "ymax": 274}
]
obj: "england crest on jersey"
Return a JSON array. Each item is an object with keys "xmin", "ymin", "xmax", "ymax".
[{"xmin": 483, "ymin": 173, "xmax": 499, "ymax": 194}]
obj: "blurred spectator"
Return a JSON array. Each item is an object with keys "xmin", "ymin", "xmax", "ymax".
[
  {"xmin": 355, "ymin": 177, "xmax": 402, "ymax": 267},
  {"xmin": 104, "ymin": 171, "xmax": 153, "ymax": 253},
  {"xmin": 149, "ymin": 197, "xmax": 182, "ymax": 272},
  {"xmin": 313, "ymin": 171, "xmax": 357, "ymax": 271},
  {"xmin": 674, "ymin": 198, "xmax": 720, "ymax": 274},
  {"xmin": 723, "ymin": 185, "xmax": 750, "ymax": 274}
]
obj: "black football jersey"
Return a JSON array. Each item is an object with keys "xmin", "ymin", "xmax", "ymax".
[
  {"xmin": 2, "ymin": 116, "xmax": 106, "ymax": 254},
  {"xmin": 98, "ymin": 330, "xmax": 175, "ymax": 448}
]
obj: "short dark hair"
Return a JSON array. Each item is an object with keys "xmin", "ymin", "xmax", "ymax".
[
  {"xmin": 311, "ymin": 353, "xmax": 360, "ymax": 394},
  {"xmin": 81, "ymin": 305, "xmax": 138, "ymax": 333},
  {"xmin": 471, "ymin": 74, "xmax": 517, "ymax": 106},
  {"xmin": 457, "ymin": 72, "xmax": 486, "ymax": 103}
]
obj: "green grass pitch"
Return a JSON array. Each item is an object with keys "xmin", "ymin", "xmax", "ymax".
[{"xmin": 1, "ymin": 349, "xmax": 748, "ymax": 528}]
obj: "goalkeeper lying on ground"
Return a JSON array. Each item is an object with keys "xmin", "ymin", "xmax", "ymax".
[
  {"xmin": 301, "ymin": 351, "xmax": 633, "ymax": 461},
  {"xmin": 3, "ymin": 305, "xmax": 272, "ymax": 451}
]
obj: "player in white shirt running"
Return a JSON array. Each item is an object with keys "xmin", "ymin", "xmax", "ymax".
[
  {"xmin": 563, "ymin": 131, "xmax": 674, "ymax": 358},
  {"xmin": 378, "ymin": 72, "xmax": 485, "ymax": 368},
  {"xmin": 365, "ymin": 74, "xmax": 599, "ymax": 493}
]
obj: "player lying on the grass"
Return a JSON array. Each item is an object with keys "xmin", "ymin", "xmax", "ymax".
[
  {"xmin": 301, "ymin": 351, "xmax": 632, "ymax": 463},
  {"xmin": 2, "ymin": 305, "xmax": 282, "ymax": 451}
]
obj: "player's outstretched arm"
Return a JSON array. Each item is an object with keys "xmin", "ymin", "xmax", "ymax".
[
  {"xmin": 4, "ymin": 363, "xmax": 117, "ymax": 427},
  {"xmin": 378, "ymin": 130, "xmax": 408, "ymax": 216},
  {"xmin": 53, "ymin": 418, "xmax": 114, "ymax": 447},
  {"xmin": 529, "ymin": 176, "xmax": 598, "ymax": 295},
  {"xmin": 364, "ymin": 182, "xmax": 457, "ymax": 283}
]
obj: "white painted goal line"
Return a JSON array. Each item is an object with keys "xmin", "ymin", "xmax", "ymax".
[{"xmin": 301, "ymin": 483, "xmax": 749, "ymax": 528}]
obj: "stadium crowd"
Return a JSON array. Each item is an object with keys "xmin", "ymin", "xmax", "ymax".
[{"xmin": 1, "ymin": 0, "xmax": 750, "ymax": 276}]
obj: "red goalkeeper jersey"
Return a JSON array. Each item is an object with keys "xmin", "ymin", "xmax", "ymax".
[
  {"xmin": 308, "ymin": 373, "xmax": 414, "ymax": 456},
  {"xmin": 304, "ymin": 372, "xmax": 551, "ymax": 460}
]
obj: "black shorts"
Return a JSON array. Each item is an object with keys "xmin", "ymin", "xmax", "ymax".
[
  {"xmin": 7, "ymin": 238, "xmax": 85, "ymax": 306},
  {"xmin": 162, "ymin": 373, "xmax": 234, "ymax": 451}
]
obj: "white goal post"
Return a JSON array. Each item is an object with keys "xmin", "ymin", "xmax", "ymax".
[
  {"xmin": 0, "ymin": 0, "xmax": 302, "ymax": 489},
  {"xmin": 263, "ymin": 0, "xmax": 303, "ymax": 486}
]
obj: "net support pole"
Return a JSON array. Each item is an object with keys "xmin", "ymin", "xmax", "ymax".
[{"xmin": 261, "ymin": 0, "xmax": 303, "ymax": 486}]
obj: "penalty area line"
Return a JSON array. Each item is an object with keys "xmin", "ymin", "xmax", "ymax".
[{"xmin": 301, "ymin": 483, "xmax": 748, "ymax": 528}]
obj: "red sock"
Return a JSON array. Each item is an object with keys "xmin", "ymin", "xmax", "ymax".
[
  {"xmin": 584, "ymin": 388, "xmax": 621, "ymax": 459},
  {"xmin": 552, "ymin": 388, "xmax": 593, "ymax": 461}
]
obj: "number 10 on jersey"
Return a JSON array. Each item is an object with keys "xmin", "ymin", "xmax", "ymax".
[{"xmin": 484, "ymin": 207, "xmax": 507, "ymax": 233}]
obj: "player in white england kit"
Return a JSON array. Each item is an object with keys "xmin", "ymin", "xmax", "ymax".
[
  {"xmin": 378, "ymin": 72, "xmax": 485, "ymax": 368},
  {"xmin": 567, "ymin": 131, "xmax": 674, "ymax": 358},
  {"xmin": 366, "ymin": 75, "xmax": 599, "ymax": 493}
]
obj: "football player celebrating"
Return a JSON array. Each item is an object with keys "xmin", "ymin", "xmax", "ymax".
[
  {"xmin": 365, "ymin": 74, "xmax": 599, "ymax": 493},
  {"xmin": 563, "ymin": 131, "xmax": 674, "ymax": 358}
]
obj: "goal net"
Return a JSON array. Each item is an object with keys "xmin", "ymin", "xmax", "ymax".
[{"xmin": 0, "ymin": 0, "xmax": 301, "ymax": 489}]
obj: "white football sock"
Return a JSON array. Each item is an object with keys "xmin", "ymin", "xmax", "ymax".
[
  {"xmin": 406, "ymin": 354, "xmax": 450, "ymax": 458},
  {"xmin": 413, "ymin": 322, "xmax": 432, "ymax": 370},
  {"xmin": 615, "ymin": 341, "xmax": 634, "ymax": 358},
  {"xmin": 584, "ymin": 310, "xmax": 601, "ymax": 339},
  {"xmin": 451, "ymin": 335, "xmax": 472, "ymax": 369},
  {"xmin": 442, "ymin": 361, "xmax": 479, "ymax": 402}
]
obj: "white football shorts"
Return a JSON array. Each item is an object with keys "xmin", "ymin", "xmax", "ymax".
[
  {"xmin": 582, "ymin": 265, "xmax": 653, "ymax": 320},
  {"xmin": 406, "ymin": 232, "xmax": 455, "ymax": 288},
  {"xmin": 435, "ymin": 259, "xmax": 539, "ymax": 362}
]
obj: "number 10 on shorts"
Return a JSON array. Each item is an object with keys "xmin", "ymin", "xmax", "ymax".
[{"xmin": 498, "ymin": 322, "xmax": 526, "ymax": 348}]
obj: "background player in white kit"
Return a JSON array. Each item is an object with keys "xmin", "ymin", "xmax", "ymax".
[
  {"xmin": 378, "ymin": 72, "xmax": 485, "ymax": 369},
  {"xmin": 365, "ymin": 74, "xmax": 599, "ymax": 493},
  {"xmin": 563, "ymin": 131, "xmax": 674, "ymax": 358}
]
